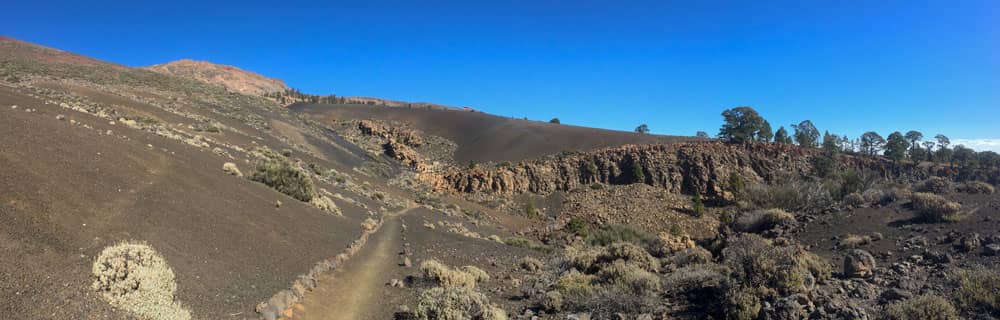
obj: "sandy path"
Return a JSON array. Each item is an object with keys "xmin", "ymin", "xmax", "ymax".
[{"xmin": 287, "ymin": 211, "xmax": 407, "ymax": 320}]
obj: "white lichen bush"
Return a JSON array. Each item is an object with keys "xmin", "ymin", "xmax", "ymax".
[
  {"xmin": 222, "ymin": 162, "xmax": 243, "ymax": 177},
  {"xmin": 91, "ymin": 241, "xmax": 191, "ymax": 320}
]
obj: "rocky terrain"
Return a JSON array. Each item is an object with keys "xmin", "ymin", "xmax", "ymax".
[{"xmin": 2, "ymin": 35, "xmax": 999, "ymax": 320}]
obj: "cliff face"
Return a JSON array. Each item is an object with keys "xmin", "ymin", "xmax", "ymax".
[{"xmin": 422, "ymin": 142, "xmax": 939, "ymax": 199}]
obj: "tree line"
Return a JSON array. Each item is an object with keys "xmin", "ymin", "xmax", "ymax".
[{"xmin": 714, "ymin": 106, "xmax": 999, "ymax": 171}]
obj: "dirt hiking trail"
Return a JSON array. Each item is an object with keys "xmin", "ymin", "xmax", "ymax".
[{"xmin": 286, "ymin": 209, "xmax": 410, "ymax": 320}]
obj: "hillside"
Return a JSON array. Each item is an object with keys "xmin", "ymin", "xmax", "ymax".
[
  {"xmin": 143, "ymin": 59, "xmax": 289, "ymax": 95},
  {"xmin": 2, "ymin": 35, "xmax": 999, "ymax": 320}
]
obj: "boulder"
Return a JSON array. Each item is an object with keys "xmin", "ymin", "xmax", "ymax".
[{"xmin": 844, "ymin": 249, "xmax": 876, "ymax": 278}]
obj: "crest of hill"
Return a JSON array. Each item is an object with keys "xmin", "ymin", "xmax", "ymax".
[
  {"xmin": 143, "ymin": 59, "xmax": 288, "ymax": 95},
  {"xmin": 0, "ymin": 36, "xmax": 124, "ymax": 68}
]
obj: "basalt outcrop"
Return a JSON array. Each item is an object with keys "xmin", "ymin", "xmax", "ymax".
[{"xmin": 422, "ymin": 142, "xmax": 940, "ymax": 200}]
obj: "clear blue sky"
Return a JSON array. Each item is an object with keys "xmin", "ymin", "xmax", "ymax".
[{"xmin": 4, "ymin": 1, "xmax": 998, "ymax": 150}]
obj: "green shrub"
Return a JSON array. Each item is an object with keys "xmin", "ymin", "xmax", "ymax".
[
  {"xmin": 250, "ymin": 159, "xmax": 315, "ymax": 202},
  {"xmin": 884, "ymin": 295, "xmax": 958, "ymax": 320},
  {"xmin": 567, "ymin": 216, "xmax": 589, "ymax": 237},
  {"xmin": 503, "ymin": 237, "xmax": 553, "ymax": 253},
  {"xmin": 911, "ymin": 192, "xmax": 962, "ymax": 222},
  {"xmin": 952, "ymin": 267, "xmax": 1000, "ymax": 315},
  {"xmin": 692, "ymin": 193, "xmax": 705, "ymax": 218},
  {"xmin": 631, "ymin": 164, "xmax": 645, "ymax": 184}
]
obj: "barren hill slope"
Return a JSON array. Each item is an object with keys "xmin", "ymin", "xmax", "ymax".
[
  {"xmin": 292, "ymin": 102, "xmax": 697, "ymax": 163},
  {"xmin": 144, "ymin": 59, "xmax": 288, "ymax": 95}
]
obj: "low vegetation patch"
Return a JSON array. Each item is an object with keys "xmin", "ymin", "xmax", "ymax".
[
  {"xmin": 960, "ymin": 181, "xmax": 995, "ymax": 195},
  {"xmin": 503, "ymin": 237, "xmax": 554, "ymax": 253},
  {"xmin": 734, "ymin": 208, "xmax": 795, "ymax": 233},
  {"xmin": 221, "ymin": 162, "xmax": 242, "ymax": 177},
  {"xmin": 91, "ymin": 241, "xmax": 191, "ymax": 320},
  {"xmin": 585, "ymin": 224, "xmax": 656, "ymax": 248},
  {"xmin": 910, "ymin": 192, "xmax": 962, "ymax": 222},
  {"xmin": 915, "ymin": 176, "xmax": 953, "ymax": 194},
  {"xmin": 413, "ymin": 286, "xmax": 507, "ymax": 320},
  {"xmin": 420, "ymin": 260, "xmax": 488, "ymax": 289},
  {"xmin": 884, "ymin": 294, "xmax": 958, "ymax": 320},
  {"xmin": 250, "ymin": 157, "xmax": 316, "ymax": 202},
  {"xmin": 952, "ymin": 267, "xmax": 1000, "ymax": 315}
]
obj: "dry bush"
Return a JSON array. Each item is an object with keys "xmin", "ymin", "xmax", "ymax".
[
  {"xmin": 960, "ymin": 181, "xmax": 995, "ymax": 194},
  {"xmin": 664, "ymin": 263, "xmax": 729, "ymax": 310},
  {"xmin": 414, "ymin": 286, "xmax": 507, "ymax": 320},
  {"xmin": 250, "ymin": 158, "xmax": 316, "ymax": 202},
  {"xmin": 952, "ymin": 267, "xmax": 1000, "ymax": 315},
  {"xmin": 669, "ymin": 246, "xmax": 714, "ymax": 267},
  {"xmin": 222, "ymin": 162, "xmax": 242, "ymax": 177},
  {"xmin": 420, "ymin": 260, "xmax": 488, "ymax": 289},
  {"xmin": 310, "ymin": 195, "xmax": 341, "ymax": 215},
  {"xmin": 838, "ymin": 234, "xmax": 872, "ymax": 248},
  {"xmin": 843, "ymin": 192, "xmax": 866, "ymax": 207},
  {"xmin": 739, "ymin": 180, "xmax": 834, "ymax": 212},
  {"xmin": 556, "ymin": 269, "xmax": 596, "ymax": 297},
  {"xmin": 594, "ymin": 260, "xmax": 661, "ymax": 296},
  {"xmin": 519, "ymin": 257, "xmax": 544, "ymax": 272},
  {"xmin": 915, "ymin": 177, "xmax": 953, "ymax": 194},
  {"xmin": 361, "ymin": 217, "xmax": 378, "ymax": 232},
  {"xmin": 460, "ymin": 266, "xmax": 490, "ymax": 282},
  {"xmin": 91, "ymin": 241, "xmax": 191, "ymax": 320},
  {"xmin": 911, "ymin": 192, "xmax": 962, "ymax": 222},
  {"xmin": 723, "ymin": 234, "xmax": 829, "ymax": 296},
  {"xmin": 884, "ymin": 295, "xmax": 958, "ymax": 320},
  {"xmin": 734, "ymin": 209, "xmax": 795, "ymax": 233}
]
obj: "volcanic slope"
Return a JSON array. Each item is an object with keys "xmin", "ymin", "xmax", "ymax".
[
  {"xmin": 0, "ymin": 36, "xmax": 432, "ymax": 319},
  {"xmin": 291, "ymin": 102, "xmax": 697, "ymax": 163}
]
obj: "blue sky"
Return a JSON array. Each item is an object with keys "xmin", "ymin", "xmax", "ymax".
[{"xmin": 4, "ymin": 1, "xmax": 998, "ymax": 151}]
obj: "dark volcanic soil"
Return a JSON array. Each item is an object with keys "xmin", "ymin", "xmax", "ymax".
[
  {"xmin": 291, "ymin": 103, "xmax": 697, "ymax": 163},
  {"xmin": 0, "ymin": 87, "xmax": 367, "ymax": 319}
]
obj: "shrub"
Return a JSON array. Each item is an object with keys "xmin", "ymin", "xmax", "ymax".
[
  {"xmin": 503, "ymin": 237, "xmax": 554, "ymax": 253},
  {"xmin": 310, "ymin": 195, "xmax": 340, "ymax": 215},
  {"xmin": 960, "ymin": 181, "xmax": 995, "ymax": 195},
  {"xmin": 566, "ymin": 216, "xmax": 589, "ymax": 237},
  {"xmin": 460, "ymin": 266, "xmax": 490, "ymax": 282},
  {"xmin": 594, "ymin": 260, "xmax": 661, "ymax": 296},
  {"xmin": 692, "ymin": 193, "xmax": 705, "ymax": 218},
  {"xmin": 664, "ymin": 264, "xmax": 728, "ymax": 305},
  {"xmin": 916, "ymin": 177, "xmax": 953, "ymax": 194},
  {"xmin": 556, "ymin": 269, "xmax": 596, "ymax": 297},
  {"xmin": 91, "ymin": 241, "xmax": 191, "ymax": 320},
  {"xmin": 586, "ymin": 224, "xmax": 656, "ymax": 248},
  {"xmin": 420, "ymin": 260, "xmax": 478, "ymax": 289},
  {"xmin": 838, "ymin": 234, "xmax": 872, "ymax": 248},
  {"xmin": 542, "ymin": 290, "xmax": 563, "ymax": 311},
  {"xmin": 884, "ymin": 295, "xmax": 958, "ymax": 320},
  {"xmin": 722, "ymin": 234, "xmax": 829, "ymax": 296},
  {"xmin": 911, "ymin": 192, "xmax": 962, "ymax": 222},
  {"xmin": 734, "ymin": 209, "xmax": 795, "ymax": 233},
  {"xmin": 250, "ymin": 158, "xmax": 315, "ymax": 202},
  {"xmin": 519, "ymin": 257, "xmax": 544, "ymax": 272},
  {"xmin": 670, "ymin": 247, "xmax": 714, "ymax": 267},
  {"xmin": 222, "ymin": 162, "xmax": 243, "ymax": 177},
  {"xmin": 739, "ymin": 181, "xmax": 833, "ymax": 212},
  {"xmin": 952, "ymin": 267, "xmax": 1000, "ymax": 314},
  {"xmin": 843, "ymin": 192, "xmax": 866, "ymax": 207},
  {"xmin": 361, "ymin": 217, "xmax": 378, "ymax": 232},
  {"xmin": 414, "ymin": 286, "xmax": 507, "ymax": 320}
]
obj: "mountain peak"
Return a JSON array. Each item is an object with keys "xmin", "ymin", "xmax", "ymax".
[{"xmin": 143, "ymin": 59, "xmax": 288, "ymax": 95}]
